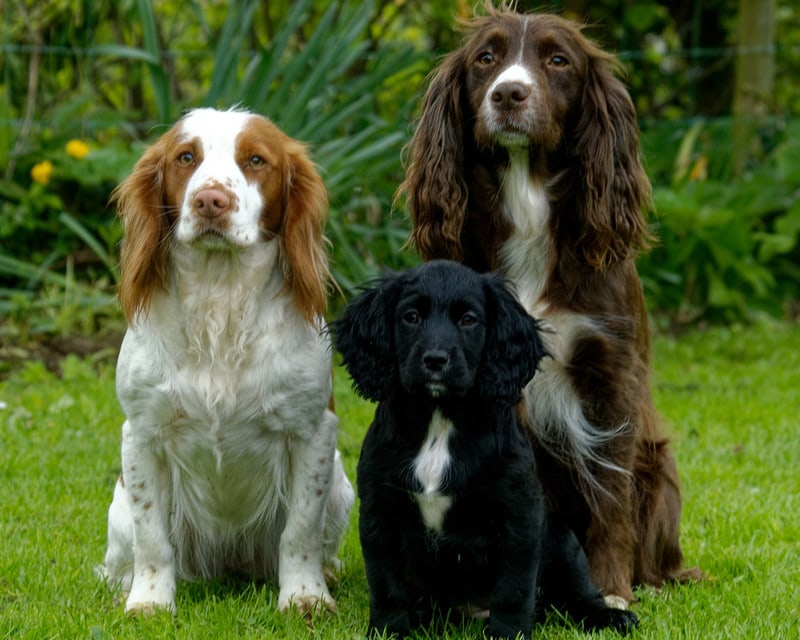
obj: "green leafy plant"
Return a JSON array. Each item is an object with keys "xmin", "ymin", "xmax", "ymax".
[
  {"xmin": 639, "ymin": 120, "xmax": 800, "ymax": 323},
  {"xmin": 1, "ymin": 0, "xmax": 425, "ymax": 338}
]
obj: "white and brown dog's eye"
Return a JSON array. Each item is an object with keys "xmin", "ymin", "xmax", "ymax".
[
  {"xmin": 477, "ymin": 51, "xmax": 494, "ymax": 65},
  {"xmin": 245, "ymin": 155, "xmax": 266, "ymax": 169},
  {"xmin": 549, "ymin": 54, "xmax": 569, "ymax": 67},
  {"xmin": 177, "ymin": 151, "xmax": 194, "ymax": 166}
]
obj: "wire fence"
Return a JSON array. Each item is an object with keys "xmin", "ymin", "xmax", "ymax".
[{"xmin": 1, "ymin": 39, "xmax": 798, "ymax": 132}]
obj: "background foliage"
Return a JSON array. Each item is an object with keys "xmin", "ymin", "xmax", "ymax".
[{"xmin": 1, "ymin": 0, "xmax": 799, "ymax": 338}]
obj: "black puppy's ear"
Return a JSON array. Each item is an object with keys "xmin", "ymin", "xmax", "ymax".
[
  {"xmin": 477, "ymin": 274, "xmax": 547, "ymax": 405},
  {"xmin": 333, "ymin": 274, "xmax": 401, "ymax": 402}
]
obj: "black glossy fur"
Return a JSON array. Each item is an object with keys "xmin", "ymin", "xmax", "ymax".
[{"xmin": 335, "ymin": 261, "xmax": 639, "ymax": 639}]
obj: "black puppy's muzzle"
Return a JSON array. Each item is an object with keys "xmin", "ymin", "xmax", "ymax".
[{"xmin": 422, "ymin": 349, "xmax": 449, "ymax": 374}]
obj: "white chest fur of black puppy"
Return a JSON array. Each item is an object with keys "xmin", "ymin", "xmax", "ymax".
[{"xmin": 335, "ymin": 261, "xmax": 639, "ymax": 639}]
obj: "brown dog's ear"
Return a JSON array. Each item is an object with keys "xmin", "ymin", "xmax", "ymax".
[
  {"xmin": 113, "ymin": 130, "xmax": 175, "ymax": 325},
  {"xmin": 573, "ymin": 49, "xmax": 654, "ymax": 270},
  {"xmin": 280, "ymin": 139, "xmax": 331, "ymax": 323},
  {"xmin": 401, "ymin": 49, "xmax": 470, "ymax": 262}
]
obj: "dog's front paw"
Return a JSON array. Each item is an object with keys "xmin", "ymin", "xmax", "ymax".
[
  {"xmin": 125, "ymin": 599, "xmax": 177, "ymax": 616},
  {"xmin": 486, "ymin": 619, "xmax": 530, "ymax": 640},
  {"xmin": 125, "ymin": 566, "xmax": 176, "ymax": 615},
  {"xmin": 584, "ymin": 608, "xmax": 639, "ymax": 635},
  {"xmin": 368, "ymin": 610, "xmax": 413, "ymax": 639},
  {"xmin": 278, "ymin": 582, "xmax": 335, "ymax": 615},
  {"xmin": 603, "ymin": 594, "xmax": 630, "ymax": 610}
]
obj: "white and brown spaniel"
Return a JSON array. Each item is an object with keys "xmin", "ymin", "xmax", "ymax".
[
  {"xmin": 400, "ymin": 5, "xmax": 702, "ymax": 603},
  {"xmin": 99, "ymin": 108, "xmax": 354, "ymax": 615}
]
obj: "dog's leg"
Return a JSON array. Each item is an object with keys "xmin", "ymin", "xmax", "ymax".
[
  {"xmin": 119, "ymin": 419, "xmax": 177, "ymax": 614},
  {"xmin": 487, "ymin": 528, "xmax": 539, "ymax": 640},
  {"xmin": 633, "ymin": 442, "xmax": 704, "ymax": 587},
  {"xmin": 583, "ymin": 469, "xmax": 636, "ymax": 603},
  {"xmin": 278, "ymin": 408, "xmax": 338, "ymax": 614},
  {"xmin": 100, "ymin": 475, "xmax": 134, "ymax": 600},
  {"xmin": 321, "ymin": 449, "xmax": 354, "ymax": 578},
  {"xmin": 544, "ymin": 519, "xmax": 639, "ymax": 634},
  {"xmin": 358, "ymin": 463, "xmax": 420, "ymax": 637},
  {"xmin": 361, "ymin": 529, "xmax": 418, "ymax": 638}
]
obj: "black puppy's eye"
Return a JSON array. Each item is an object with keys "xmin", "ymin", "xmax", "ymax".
[
  {"xmin": 403, "ymin": 310, "xmax": 421, "ymax": 325},
  {"xmin": 478, "ymin": 51, "xmax": 494, "ymax": 65},
  {"xmin": 459, "ymin": 312, "xmax": 478, "ymax": 328},
  {"xmin": 549, "ymin": 54, "xmax": 569, "ymax": 67}
]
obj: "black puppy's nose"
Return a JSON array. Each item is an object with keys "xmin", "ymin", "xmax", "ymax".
[{"xmin": 423, "ymin": 350, "xmax": 449, "ymax": 373}]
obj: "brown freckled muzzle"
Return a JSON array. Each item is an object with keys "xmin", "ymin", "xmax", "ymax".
[{"xmin": 193, "ymin": 188, "xmax": 231, "ymax": 219}]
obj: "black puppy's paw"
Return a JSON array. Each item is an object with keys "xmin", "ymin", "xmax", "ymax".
[
  {"xmin": 368, "ymin": 610, "xmax": 413, "ymax": 639},
  {"xmin": 584, "ymin": 608, "xmax": 639, "ymax": 635},
  {"xmin": 485, "ymin": 619, "xmax": 530, "ymax": 640}
]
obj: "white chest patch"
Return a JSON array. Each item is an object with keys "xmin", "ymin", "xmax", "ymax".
[
  {"xmin": 498, "ymin": 150, "xmax": 551, "ymax": 316},
  {"xmin": 412, "ymin": 409, "xmax": 454, "ymax": 533}
]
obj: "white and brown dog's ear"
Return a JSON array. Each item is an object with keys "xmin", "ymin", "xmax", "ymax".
[
  {"xmin": 477, "ymin": 274, "xmax": 547, "ymax": 405},
  {"xmin": 333, "ymin": 274, "xmax": 402, "ymax": 402},
  {"xmin": 280, "ymin": 139, "xmax": 331, "ymax": 322},
  {"xmin": 112, "ymin": 128, "xmax": 178, "ymax": 325}
]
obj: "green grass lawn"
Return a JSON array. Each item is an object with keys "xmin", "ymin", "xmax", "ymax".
[{"xmin": 1, "ymin": 322, "xmax": 798, "ymax": 639}]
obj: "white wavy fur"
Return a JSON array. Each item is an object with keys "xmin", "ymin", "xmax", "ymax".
[
  {"xmin": 99, "ymin": 108, "xmax": 353, "ymax": 616},
  {"xmin": 497, "ymin": 149, "xmax": 630, "ymax": 506}
]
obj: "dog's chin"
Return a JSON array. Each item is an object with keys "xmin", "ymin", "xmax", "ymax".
[
  {"xmin": 191, "ymin": 233, "xmax": 234, "ymax": 250},
  {"xmin": 495, "ymin": 130, "xmax": 531, "ymax": 148},
  {"xmin": 425, "ymin": 380, "xmax": 472, "ymax": 399},
  {"xmin": 425, "ymin": 382, "xmax": 449, "ymax": 398}
]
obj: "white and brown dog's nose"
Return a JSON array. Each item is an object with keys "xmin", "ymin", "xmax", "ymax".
[{"xmin": 193, "ymin": 188, "xmax": 230, "ymax": 219}]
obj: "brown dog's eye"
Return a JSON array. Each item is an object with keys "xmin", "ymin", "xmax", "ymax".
[
  {"xmin": 478, "ymin": 52, "xmax": 494, "ymax": 65},
  {"xmin": 549, "ymin": 55, "xmax": 569, "ymax": 67},
  {"xmin": 245, "ymin": 155, "xmax": 266, "ymax": 169},
  {"xmin": 177, "ymin": 151, "xmax": 194, "ymax": 166}
]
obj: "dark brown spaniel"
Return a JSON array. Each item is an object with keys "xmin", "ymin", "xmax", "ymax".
[{"xmin": 400, "ymin": 3, "xmax": 702, "ymax": 604}]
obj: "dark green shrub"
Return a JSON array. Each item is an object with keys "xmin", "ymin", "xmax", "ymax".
[{"xmin": 640, "ymin": 120, "xmax": 800, "ymax": 323}]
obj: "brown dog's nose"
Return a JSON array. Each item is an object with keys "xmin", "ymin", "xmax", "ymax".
[
  {"xmin": 193, "ymin": 189, "xmax": 230, "ymax": 218},
  {"xmin": 491, "ymin": 82, "xmax": 531, "ymax": 109}
]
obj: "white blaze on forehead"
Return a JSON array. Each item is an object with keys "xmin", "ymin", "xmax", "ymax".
[
  {"xmin": 172, "ymin": 108, "xmax": 267, "ymax": 247},
  {"xmin": 178, "ymin": 108, "xmax": 253, "ymax": 148},
  {"xmin": 178, "ymin": 109, "xmax": 253, "ymax": 187},
  {"xmin": 487, "ymin": 63, "xmax": 535, "ymax": 97}
]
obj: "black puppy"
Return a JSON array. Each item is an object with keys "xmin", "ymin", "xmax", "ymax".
[{"xmin": 335, "ymin": 261, "xmax": 639, "ymax": 639}]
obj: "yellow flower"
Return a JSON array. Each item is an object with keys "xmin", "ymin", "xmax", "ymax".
[
  {"xmin": 688, "ymin": 155, "xmax": 708, "ymax": 182},
  {"xmin": 65, "ymin": 139, "xmax": 90, "ymax": 159},
  {"xmin": 31, "ymin": 160, "xmax": 54, "ymax": 185}
]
